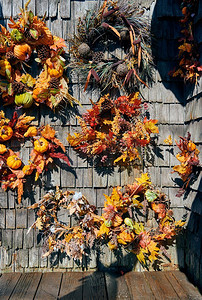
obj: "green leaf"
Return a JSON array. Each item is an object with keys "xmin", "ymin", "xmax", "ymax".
[
  {"xmin": 145, "ymin": 189, "xmax": 158, "ymax": 202},
  {"xmin": 133, "ymin": 222, "xmax": 144, "ymax": 234}
]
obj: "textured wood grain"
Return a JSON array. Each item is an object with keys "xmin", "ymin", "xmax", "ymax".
[
  {"xmin": 10, "ymin": 273, "xmax": 42, "ymax": 300},
  {"xmin": 58, "ymin": 272, "xmax": 83, "ymax": 299},
  {"xmin": 0, "ymin": 273, "xmax": 21, "ymax": 300},
  {"xmin": 34, "ymin": 273, "xmax": 62, "ymax": 300}
]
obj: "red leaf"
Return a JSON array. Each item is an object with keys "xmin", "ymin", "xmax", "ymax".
[
  {"xmin": 103, "ymin": 7, "xmax": 119, "ymax": 18},
  {"xmin": 8, "ymin": 111, "xmax": 18, "ymax": 128},
  {"xmin": 49, "ymin": 152, "xmax": 70, "ymax": 166}
]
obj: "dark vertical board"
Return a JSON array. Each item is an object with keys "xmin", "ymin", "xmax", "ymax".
[
  {"xmin": 144, "ymin": 271, "xmax": 179, "ymax": 300},
  {"xmin": 125, "ymin": 272, "xmax": 155, "ymax": 300},
  {"xmin": 82, "ymin": 271, "xmax": 108, "ymax": 300},
  {"xmin": 164, "ymin": 271, "xmax": 189, "ymax": 300},
  {"xmin": 58, "ymin": 272, "xmax": 83, "ymax": 299},
  {"xmin": 9, "ymin": 273, "xmax": 42, "ymax": 300},
  {"xmin": 0, "ymin": 273, "xmax": 21, "ymax": 300},
  {"xmin": 172, "ymin": 271, "xmax": 202, "ymax": 299},
  {"xmin": 105, "ymin": 273, "xmax": 132, "ymax": 300},
  {"xmin": 34, "ymin": 272, "xmax": 62, "ymax": 300}
]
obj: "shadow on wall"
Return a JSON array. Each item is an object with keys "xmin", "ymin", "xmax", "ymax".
[
  {"xmin": 178, "ymin": 177, "xmax": 202, "ymax": 293},
  {"xmin": 151, "ymin": 0, "xmax": 196, "ymax": 105}
]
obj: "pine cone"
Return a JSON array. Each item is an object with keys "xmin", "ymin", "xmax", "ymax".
[
  {"xmin": 37, "ymin": 45, "xmax": 50, "ymax": 61},
  {"xmin": 116, "ymin": 63, "xmax": 128, "ymax": 77},
  {"xmin": 88, "ymin": 29, "xmax": 98, "ymax": 44},
  {"xmin": 6, "ymin": 51, "xmax": 17, "ymax": 64},
  {"xmin": 99, "ymin": 98, "xmax": 114, "ymax": 118},
  {"xmin": 49, "ymin": 77, "xmax": 60, "ymax": 89},
  {"xmin": 92, "ymin": 51, "xmax": 104, "ymax": 63},
  {"xmin": 12, "ymin": 80, "xmax": 25, "ymax": 94},
  {"xmin": 78, "ymin": 43, "xmax": 91, "ymax": 58}
]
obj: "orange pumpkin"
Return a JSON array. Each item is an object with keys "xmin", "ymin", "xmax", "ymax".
[
  {"xmin": 34, "ymin": 137, "xmax": 49, "ymax": 153},
  {"xmin": 24, "ymin": 126, "xmax": 38, "ymax": 137},
  {"xmin": 14, "ymin": 43, "xmax": 32, "ymax": 60},
  {"xmin": 7, "ymin": 155, "xmax": 22, "ymax": 169},
  {"xmin": 0, "ymin": 125, "xmax": 13, "ymax": 141},
  {"xmin": 0, "ymin": 144, "xmax": 7, "ymax": 154},
  {"xmin": 22, "ymin": 165, "xmax": 33, "ymax": 175},
  {"xmin": 187, "ymin": 141, "xmax": 196, "ymax": 152}
]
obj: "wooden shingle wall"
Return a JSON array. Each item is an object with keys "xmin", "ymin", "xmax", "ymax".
[{"xmin": 0, "ymin": 0, "xmax": 201, "ymax": 279}]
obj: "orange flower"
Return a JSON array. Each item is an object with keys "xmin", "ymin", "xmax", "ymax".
[
  {"xmin": 118, "ymin": 230, "xmax": 134, "ymax": 244},
  {"xmin": 46, "ymin": 57, "xmax": 64, "ymax": 78}
]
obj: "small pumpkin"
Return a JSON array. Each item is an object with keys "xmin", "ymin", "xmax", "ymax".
[
  {"xmin": 7, "ymin": 155, "xmax": 22, "ymax": 169},
  {"xmin": 14, "ymin": 43, "xmax": 32, "ymax": 61},
  {"xmin": 0, "ymin": 125, "xmax": 13, "ymax": 141},
  {"xmin": 15, "ymin": 92, "xmax": 33, "ymax": 108},
  {"xmin": 187, "ymin": 141, "xmax": 196, "ymax": 152},
  {"xmin": 34, "ymin": 137, "xmax": 49, "ymax": 153},
  {"xmin": 0, "ymin": 144, "xmax": 7, "ymax": 154},
  {"xmin": 22, "ymin": 165, "xmax": 33, "ymax": 175},
  {"xmin": 24, "ymin": 126, "xmax": 38, "ymax": 137}
]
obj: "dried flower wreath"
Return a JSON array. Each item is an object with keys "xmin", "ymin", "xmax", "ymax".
[
  {"xmin": 172, "ymin": 133, "xmax": 200, "ymax": 196},
  {"xmin": 29, "ymin": 174, "xmax": 184, "ymax": 267},
  {"xmin": 170, "ymin": 0, "xmax": 202, "ymax": 83},
  {"xmin": 67, "ymin": 93, "xmax": 158, "ymax": 167},
  {"xmin": 68, "ymin": 0, "xmax": 153, "ymax": 92},
  {"xmin": 0, "ymin": 0, "xmax": 79, "ymax": 110},
  {"xmin": 0, "ymin": 110, "xmax": 70, "ymax": 203}
]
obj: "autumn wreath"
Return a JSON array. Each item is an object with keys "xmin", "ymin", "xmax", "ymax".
[
  {"xmin": 0, "ymin": 0, "xmax": 79, "ymax": 110},
  {"xmin": 67, "ymin": 93, "xmax": 158, "ymax": 167},
  {"xmin": 0, "ymin": 110, "xmax": 70, "ymax": 203},
  {"xmin": 169, "ymin": 0, "xmax": 202, "ymax": 83},
  {"xmin": 68, "ymin": 0, "xmax": 153, "ymax": 92},
  {"xmin": 29, "ymin": 174, "xmax": 185, "ymax": 267}
]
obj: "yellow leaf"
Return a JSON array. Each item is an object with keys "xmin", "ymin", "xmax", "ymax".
[
  {"xmin": 136, "ymin": 248, "xmax": 147, "ymax": 264},
  {"xmin": 35, "ymin": 217, "xmax": 43, "ymax": 230},
  {"xmin": 108, "ymin": 241, "xmax": 117, "ymax": 250},
  {"xmin": 164, "ymin": 135, "xmax": 173, "ymax": 145},
  {"xmin": 135, "ymin": 173, "xmax": 151, "ymax": 186},
  {"xmin": 133, "ymin": 222, "xmax": 144, "ymax": 234},
  {"xmin": 144, "ymin": 118, "xmax": 159, "ymax": 134},
  {"xmin": 97, "ymin": 222, "xmax": 110, "ymax": 236}
]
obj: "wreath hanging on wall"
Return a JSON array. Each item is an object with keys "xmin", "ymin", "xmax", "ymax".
[
  {"xmin": 67, "ymin": 93, "xmax": 158, "ymax": 167},
  {"xmin": 68, "ymin": 0, "xmax": 153, "ymax": 92},
  {"xmin": 0, "ymin": 0, "xmax": 80, "ymax": 110},
  {"xmin": 0, "ymin": 110, "xmax": 70, "ymax": 203},
  {"xmin": 29, "ymin": 174, "xmax": 185, "ymax": 267}
]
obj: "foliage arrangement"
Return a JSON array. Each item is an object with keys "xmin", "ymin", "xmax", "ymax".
[
  {"xmin": 172, "ymin": 133, "xmax": 200, "ymax": 196},
  {"xmin": 29, "ymin": 173, "xmax": 185, "ymax": 267},
  {"xmin": 0, "ymin": 0, "xmax": 79, "ymax": 110},
  {"xmin": 68, "ymin": 0, "xmax": 153, "ymax": 92},
  {"xmin": 67, "ymin": 93, "xmax": 158, "ymax": 167},
  {"xmin": 170, "ymin": 0, "xmax": 201, "ymax": 83},
  {"xmin": 0, "ymin": 110, "xmax": 70, "ymax": 203}
]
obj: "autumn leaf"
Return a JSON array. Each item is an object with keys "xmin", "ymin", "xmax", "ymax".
[
  {"xmin": 164, "ymin": 135, "xmax": 173, "ymax": 145},
  {"xmin": 145, "ymin": 189, "xmax": 158, "ymax": 202},
  {"xmin": 97, "ymin": 222, "xmax": 110, "ymax": 236},
  {"xmin": 35, "ymin": 217, "xmax": 43, "ymax": 230},
  {"xmin": 133, "ymin": 222, "xmax": 144, "ymax": 234},
  {"xmin": 135, "ymin": 173, "xmax": 151, "ymax": 186},
  {"xmin": 41, "ymin": 124, "xmax": 55, "ymax": 140},
  {"xmin": 143, "ymin": 117, "xmax": 159, "ymax": 134}
]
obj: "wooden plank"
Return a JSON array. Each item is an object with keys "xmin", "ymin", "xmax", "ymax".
[
  {"xmin": 49, "ymin": 0, "xmax": 58, "ymax": 18},
  {"xmin": 144, "ymin": 271, "xmax": 179, "ymax": 300},
  {"xmin": 34, "ymin": 272, "xmax": 62, "ymax": 300},
  {"xmin": 0, "ymin": 273, "xmax": 21, "ymax": 300},
  {"xmin": 60, "ymin": 0, "xmax": 70, "ymax": 19},
  {"xmin": 58, "ymin": 272, "xmax": 83, "ymax": 300},
  {"xmin": 164, "ymin": 271, "xmax": 189, "ymax": 300},
  {"xmin": 172, "ymin": 271, "xmax": 202, "ymax": 300},
  {"xmin": 10, "ymin": 273, "xmax": 42, "ymax": 300},
  {"xmin": 125, "ymin": 272, "xmax": 155, "ymax": 300},
  {"xmin": 105, "ymin": 273, "xmax": 132, "ymax": 300},
  {"xmin": 82, "ymin": 271, "xmax": 108, "ymax": 300}
]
